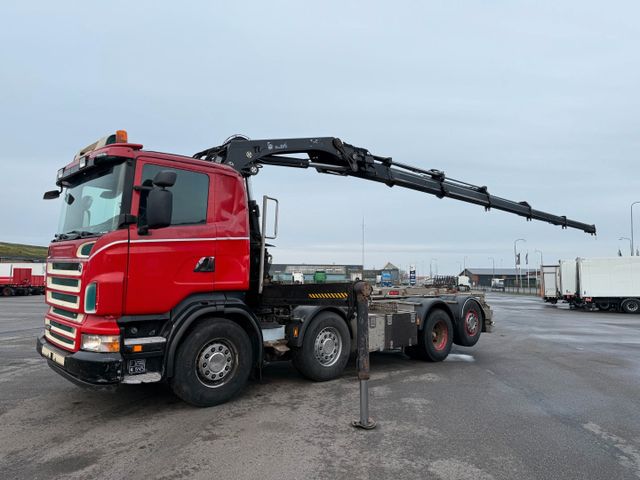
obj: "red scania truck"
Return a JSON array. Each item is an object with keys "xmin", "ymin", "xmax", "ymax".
[{"xmin": 37, "ymin": 131, "xmax": 595, "ymax": 406}]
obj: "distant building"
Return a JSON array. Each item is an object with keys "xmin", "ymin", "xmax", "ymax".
[
  {"xmin": 269, "ymin": 261, "xmax": 401, "ymax": 285},
  {"xmin": 460, "ymin": 268, "xmax": 539, "ymax": 288},
  {"xmin": 269, "ymin": 264, "xmax": 363, "ymax": 283},
  {"xmin": 381, "ymin": 262, "xmax": 400, "ymax": 286}
]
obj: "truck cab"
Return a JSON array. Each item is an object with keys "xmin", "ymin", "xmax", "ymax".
[{"xmin": 38, "ymin": 131, "xmax": 256, "ymax": 390}]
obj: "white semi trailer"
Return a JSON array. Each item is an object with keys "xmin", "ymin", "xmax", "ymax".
[
  {"xmin": 541, "ymin": 265, "xmax": 560, "ymax": 303},
  {"xmin": 559, "ymin": 259, "xmax": 578, "ymax": 303},
  {"xmin": 576, "ymin": 257, "xmax": 640, "ymax": 313}
]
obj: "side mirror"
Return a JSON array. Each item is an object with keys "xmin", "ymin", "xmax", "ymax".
[
  {"xmin": 43, "ymin": 190, "xmax": 61, "ymax": 200},
  {"xmin": 147, "ymin": 188, "xmax": 173, "ymax": 229}
]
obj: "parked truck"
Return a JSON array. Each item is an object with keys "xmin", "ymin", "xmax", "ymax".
[
  {"xmin": 576, "ymin": 257, "xmax": 640, "ymax": 313},
  {"xmin": 36, "ymin": 131, "xmax": 595, "ymax": 406},
  {"xmin": 491, "ymin": 278, "xmax": 505, "ymax": 292},
  {"xmin": 0, "ymin": 262, "xmax": 46, "ymax": 296}
]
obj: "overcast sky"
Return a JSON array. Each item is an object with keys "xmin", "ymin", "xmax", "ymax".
[{"xmin": 1, "ymin": 1, "xmax": 638, "ymax": 274}]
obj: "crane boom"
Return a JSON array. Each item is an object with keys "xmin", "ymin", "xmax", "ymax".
[{"xmin": 194, "ymin": 136, "xmax": 596, "ymax": 234}]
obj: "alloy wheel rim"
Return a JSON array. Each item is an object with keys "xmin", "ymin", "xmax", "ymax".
[
  {"xmin": 314, "ymin": 327, "xmax": 342, "ymax": 367},
  {"xmin": 196, "ymin": 339, "xmax": 236, "ymax": 388}
]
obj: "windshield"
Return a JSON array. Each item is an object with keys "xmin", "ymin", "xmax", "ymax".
[{"xmin": 56, "ymin": 162, "xmax": 128, "ymax": 240}]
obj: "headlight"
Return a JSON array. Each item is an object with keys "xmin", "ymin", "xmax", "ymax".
[{"xmin": 81, "ymin": 334, "xmax": 120, "ymax": 353}]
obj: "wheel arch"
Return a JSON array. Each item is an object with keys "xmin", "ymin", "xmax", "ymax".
[
  {"xmin": 165, "ymin": 302, "xmax": 263, "ymax": 379},
  {"xmin": 289, "ymin": 305, "xmax": 350, "ymax": 348},
  {"xmin": 407, "ymin": 297, "xmax": 455, "ymax": 330}
]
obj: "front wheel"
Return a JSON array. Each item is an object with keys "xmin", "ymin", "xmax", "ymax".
[
  {"xmin": 292, "ymin": 312, "xmax": 350, "ymax": 381},
  {"xmin": 170, "ymin": 319, "xmax": 252, "ymax": 407}
]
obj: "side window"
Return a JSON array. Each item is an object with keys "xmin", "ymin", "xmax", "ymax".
[{"xmin": 139, "ymin": 164, "xmax": 209, "ymax": 226}]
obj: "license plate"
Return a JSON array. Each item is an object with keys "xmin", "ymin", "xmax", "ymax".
[
  {"xmin": 128, "ymin": 359, "xmax": 146, "ymax": 375},
  {"xmin": 42, "ymin": 345, "xmax": 65, "ymax": 366}
]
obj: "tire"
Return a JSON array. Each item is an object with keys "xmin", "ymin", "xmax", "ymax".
[
  {"xmin": 406, "ymin": 309, "xmax": 453, "ymax": 362},
  {"xmin": 621, "ymin": 298, "xmax": 640, "ymax": 314},
  {"xmin": 170, "ymin": 318, "xmax": 252, "ymax": 407},
  {"xmin": 2, "ymin": 287, "xmax": 14, "ymax": 297},
  {"xmin": 454, "ymin": 301, "xmax": 483, "ymax": 347},
  {"xmin": 292, "ymin": 312, "xmax": 350, "ymax": 381},
  {"xmin": 596, "ymin": 302, "xmax": 610, "ymax": 311},
  {"xmin": 423, "ymin": 309, "xmax": 453, "ymax": 362}
]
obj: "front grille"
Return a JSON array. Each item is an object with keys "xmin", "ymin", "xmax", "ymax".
[
  {"xmin": 47, "ymin": 261, "xmax": 82, "ymax": 277},
  {"xmin": 47, "ymin": 276, "xmax": 81, "ymax": 293},
  {"xmin": 45, "ymin": 318, "xmax": 77, "ymax": 350},
  {"xmin": 50, "ymin": 277, "xmax": 79, "ymax": 288},
  {"xmin": 44, "ymin": 260, "xmax": 84, "ymax": 351},
  {"xmin": 50, "ymin": 306, "xmax": 84, "ymax": 324},
  {"xmin": 47, "ymin": 290, "xmax": 80, "ymax": 309},
  {"xmin": 46, "ymin": 260, "xmax": 82, "ymax": 309}
]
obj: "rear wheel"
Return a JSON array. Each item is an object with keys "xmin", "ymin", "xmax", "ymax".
[
  {"xmin": 170, "ymin": 318, "xmax": 252, "ymax": 407},
  {"xmin": 292, "ymin": 312, "xmax": 350, "ymax": 381},
  {"xmin": 454, "ymin": 301, "xmax": 483, "ymax": 347},
  {"xmin": 424, "ymin": 310, "xmax": 453, "ymax": 361},
  {"xmin": 2, "ymin": 287, "xmax": 14, "ymax": 297},
  {"xmin": 621, "ymin": 298, "xmax": 640, "ymax": 314},
  {"xmin": 406, "ymin": 309, "xmax": 453, "ymax": 362}
]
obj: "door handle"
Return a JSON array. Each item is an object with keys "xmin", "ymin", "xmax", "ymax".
[{"xmin": 194, "ymin": 257, "xmax": 215, "ymax": 273}]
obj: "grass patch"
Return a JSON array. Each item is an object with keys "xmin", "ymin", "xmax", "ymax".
[{"xmin": 0, "ymin": 242, "xmax": 48, "ymax": 261}]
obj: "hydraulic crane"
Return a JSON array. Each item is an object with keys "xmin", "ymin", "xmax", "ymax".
[{"xmin": 194, "ymin": 136, "xmax": 596, "ymax": 234}]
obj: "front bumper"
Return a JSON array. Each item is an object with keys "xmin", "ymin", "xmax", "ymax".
[{"xmin": 36, "ymin": 334, "xmax": 124, "ymax": 387}]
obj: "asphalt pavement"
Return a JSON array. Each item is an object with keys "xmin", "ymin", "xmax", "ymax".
[{"xmin": 1, "ymin": 294, "xmax": 639, "ymax": 480}]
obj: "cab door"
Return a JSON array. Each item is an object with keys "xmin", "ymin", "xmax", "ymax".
[{"xmin": 125, "ymin": 157, "xmax": 216, "ymax": 315}]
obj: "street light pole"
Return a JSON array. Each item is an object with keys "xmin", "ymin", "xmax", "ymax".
[
  {"xmin": 631, "ymin": 201, "xmax": 640, "ymax": 256},
  {"xmin": 620, "ymin": 237, "xmax": 632, "ymax": 256},
  {"xmin": 488, "ymin": 257, "xmax": 495, "ymax": 290},
  {"xmin": 535, "ymin": 249, "xmax": 543, "ymax": 291},
  {"xmin": 514, "ymin": 238, "xmax": 526, "ymax": 293}
]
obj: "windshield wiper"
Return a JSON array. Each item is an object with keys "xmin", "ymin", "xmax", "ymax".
[{"xmin": 55, "ymin": 230, "xmax": 101, "ymax": 241}]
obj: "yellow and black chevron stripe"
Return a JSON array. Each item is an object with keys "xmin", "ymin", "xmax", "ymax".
[{"xmin": 307, "ymin": 292, "xmax": 349, "ymax": 299}]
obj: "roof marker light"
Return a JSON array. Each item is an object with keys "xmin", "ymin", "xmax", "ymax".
[
  {"xmin": 74, "ymin": 129, "xmax": 130, "ymax": 161},
  {"xmin": 115, "ymin": 130, "xmax": 128, "ymax": 143}
]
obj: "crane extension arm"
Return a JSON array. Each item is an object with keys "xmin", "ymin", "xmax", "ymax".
[{"xmin": 193, "ymin": 136, "xmax": 596, "ymax": 234}]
